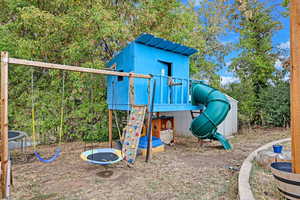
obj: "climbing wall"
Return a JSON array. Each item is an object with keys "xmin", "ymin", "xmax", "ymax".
[{"xmin": 122, "ymin": 105, "xmax": 147, "ymax": 164}]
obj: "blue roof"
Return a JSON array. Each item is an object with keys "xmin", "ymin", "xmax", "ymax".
[{"xmin": 134, "ymin": 33, "xmax": 198, "ymax": 56}]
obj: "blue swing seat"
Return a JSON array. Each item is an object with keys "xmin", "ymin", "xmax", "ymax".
[{"xmin": 34, "ymin": 148, "xmax": 61, "ymax": 163}]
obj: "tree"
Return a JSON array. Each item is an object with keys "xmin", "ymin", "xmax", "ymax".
[
  {"xmin": 229, "ymin": 0, "xmax": 281, "ymax": 124},
  {"xmin": 190, "ymin": 0, "xmax": 232, "ymax": 87},
  {"xmin": 0, "ymin": 0, "xmax": 230, "ymax": 141}
]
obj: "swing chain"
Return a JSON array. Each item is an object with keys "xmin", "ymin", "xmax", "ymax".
[
  {"xmin": 31, "ymin": 69, "xmax": 37, "ymax": 150},
  {"xmin": 59, "ymin": 71, "xmax": 65, "ymax": 145},
  {"xmin": 31, "ymin": 69, "xmax": 65, "ymax": 163}
]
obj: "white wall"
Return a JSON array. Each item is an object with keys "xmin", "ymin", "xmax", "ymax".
[
  {"xmin": 217, "ymin": 95, "xmax": 238, "ymax": 137},
  {"xmin": 161, "ymin": 95, "xmax": 238, "ymax": 138}
]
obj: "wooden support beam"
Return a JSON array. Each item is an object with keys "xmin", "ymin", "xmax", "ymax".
[
  {"xmin": 146, "ymin": 80, "xmax": 156, "ymax": 162},
  {"xmin": 290, "ymin": 0, "xmax": 300, "ymax": 174},
  {"xmin": 1, "ymin": 52, "xmax": 9, "ymax": 198},
  {"xmin": 108, "ymin": 109, "xmax": 113, "ymax": 148},
  {"xmin": 145, "ymin": 79, "xmax": 152, "ymax": 162},
  {"xmin": 129, "ymin": 75, "xmax": 135, "ymax": 105},
  {"xmin": 145, "ymin": 111, "xmax": 153, "ymax": 162},
  {"xmin": 8, "ymin": 58, "xmax": 151, "ymax": 79}
]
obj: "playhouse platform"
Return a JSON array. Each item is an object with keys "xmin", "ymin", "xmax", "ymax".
[{"xmin": 108, "ymin": 103, "xmax": 202, "ymax": 112}]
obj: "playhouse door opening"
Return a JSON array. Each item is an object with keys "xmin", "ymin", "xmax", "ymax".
[{"xmin": 158, "ymin": 60, "xmax": 173, "ymax": 104}]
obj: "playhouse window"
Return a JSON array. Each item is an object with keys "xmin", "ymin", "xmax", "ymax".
[
  {"xmin": 118, "ymin": 70, "xmax": 124, "ymax": 81},
  {"xmin": 158, "ymin": 60, "xmax": 172, "ymax": 77},
  {"xmin": 167, "ymin": 62, "xmax": 172, "ymax": 77}
]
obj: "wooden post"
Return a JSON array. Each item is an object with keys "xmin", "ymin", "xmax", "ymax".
[
  {"xmin": 1, "ymin": 51, "xmax": 9, "ymax": 198},
  {"xmin": 129, "ymin": 74, "xmax": 135, "ymax": 105},
  {"xmin": 108, "ymin": 109, "xmax": 113, "ymax": 148},
  {"xmin": 290, "ymin": 0, "xmax": 300, "ymax": 174},
  {"xmin": 145, "ymin": 111, "xmax": 153, "ymax": 162},
  {"xmin": 146, "ymin": 80, "xmax": 156, "ymax": 162},
  {"xmin": 173, "ymin": 118, "xmax": 176, "ymax": 144}
]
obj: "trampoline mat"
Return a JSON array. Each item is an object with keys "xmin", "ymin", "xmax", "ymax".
[
  {"xmin": 87, "ymin": 152, "xmax": 119, "ymax": 162},
  {"xmin": 8, "ymin": 131, "xmax": 21, "ymax": 139},
  {"xmin": 271, "ymin": 162, "xmax": 292, "ymax": 173}
]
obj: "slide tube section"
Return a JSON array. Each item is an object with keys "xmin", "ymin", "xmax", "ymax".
[{"xmin": 189, "ymin": 83, "xmax": 232, "ymax": 150}]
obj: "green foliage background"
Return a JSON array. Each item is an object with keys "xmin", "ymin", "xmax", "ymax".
[
  {"xmin": 0, "ymin": 0, "xmax": 291, "ymax": 144},
  {"xmin": 1, "ymin": 0, "xmax": 230, "ymax": 143},
  {"xmin": 225, "ymin": 0, "xmax": 290, "ymax": 127}
]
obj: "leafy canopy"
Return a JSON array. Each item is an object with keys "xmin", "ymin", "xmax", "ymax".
[{"xmin": 0, "ymin": 0, "xmax": 228, "ymax": 141}]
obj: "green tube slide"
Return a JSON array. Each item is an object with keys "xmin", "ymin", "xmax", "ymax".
[{"xmin": 190, "ymin": 83, "xmax": 232, "ymax": 150}]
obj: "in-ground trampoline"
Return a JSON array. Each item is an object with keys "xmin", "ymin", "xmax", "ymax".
[
  {"xmin": 8, "ymin": 130, "xmax": 27, "ymax": 142},
  {"xmin": 8, "ymin": 130, "xmax": 27, "ymax": 151}
]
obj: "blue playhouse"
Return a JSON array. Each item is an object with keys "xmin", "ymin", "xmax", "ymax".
[
  {"xmin": 107, "ymin": 33, "xmax": 201, "ymax": 112},
  {"xmin": 107, "ymin": 33, "xmax": 232, "ymax": 150}
]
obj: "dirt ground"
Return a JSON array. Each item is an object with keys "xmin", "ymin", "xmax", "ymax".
[{"xmin": 10, "ymin": 128, "xmax": 289, "ymax": 200}]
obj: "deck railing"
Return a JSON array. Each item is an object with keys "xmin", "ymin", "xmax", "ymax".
[{"xmin": 152, "ymin": 75, "xmax": 196, "ymax": 105}]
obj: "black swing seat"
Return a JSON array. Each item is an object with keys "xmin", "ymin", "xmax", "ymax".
[{"xmin": 80, "ymin": 148, "xmax": 123, "ymax": 165}]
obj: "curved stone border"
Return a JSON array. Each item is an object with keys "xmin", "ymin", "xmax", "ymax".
[{"xmin": 238, "ymin": 137, "xmax": 291, "ymax": 200}]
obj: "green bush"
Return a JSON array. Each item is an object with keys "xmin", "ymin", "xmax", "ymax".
[{"xmin": 258, "ymin": 81, "xmax": 290, "ymax": 127}]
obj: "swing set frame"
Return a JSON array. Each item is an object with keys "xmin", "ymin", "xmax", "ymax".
[
  {"xmin": 2, "ymin": 5, "xmax": 298, "ymax": 196},
  {"xmin": 0, "ymin": 52, "xmax": 152, "ymax": 198}
]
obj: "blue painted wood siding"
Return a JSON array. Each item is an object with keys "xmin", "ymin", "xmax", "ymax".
[
  {"xmin": 107, "ymin": 43, "xmax": 134, "ymax": 109},
  {"xmin": 106, "ymin": 41, "xmax": 201, "ymax": 111}
]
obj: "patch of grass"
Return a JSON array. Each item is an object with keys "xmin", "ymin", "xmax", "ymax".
[
  {"xmin": 250, "ymin": 161, "xmax": 284, "ymax": 200},
  {"xmin": 30, "ymin": 193, "xmax": 58, "ymax": 200}
]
